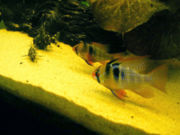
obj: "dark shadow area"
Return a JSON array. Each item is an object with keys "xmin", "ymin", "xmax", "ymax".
[
  {"xmin": 0, "ymin": 75, "xmax": 151, "ymax": 135},
  {"xmin": 0, "ymin": 87, "xmax": 99, "ymax": 135}
]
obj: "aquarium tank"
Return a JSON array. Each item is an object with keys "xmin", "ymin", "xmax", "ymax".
[{"xmin": 0, "ymin": 0, "xmax": 180, "ymax": 135}]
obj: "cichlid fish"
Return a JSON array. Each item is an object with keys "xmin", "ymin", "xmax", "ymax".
[
  {"xmin": 92, "ymin": 57, "xmax": 167, "ymax": 99},
  {"xmin": 73, "ymin": 41, "xmax": 125, "ymax": 65}
]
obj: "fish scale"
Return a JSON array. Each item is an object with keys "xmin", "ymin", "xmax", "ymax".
[
  {"xmin": 110, "ymin": 62, "xmax": 150, "ymax": 88},
  {"xmin": 120, "ymin": 66, "xmax": 144, "ymax": 84}
]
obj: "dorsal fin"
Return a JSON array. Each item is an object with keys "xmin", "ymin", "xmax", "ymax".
[
  {"xmin": 116, "ymin": 55, "xmax": 150, "ymax": 73},
  {"xmin": 91, "ymin": 42, "xmax": 109, "ymax": 52},
  {"xmin": 106, "ymin": 58, "xmax": 119, "ymax": 65},
  {"xmin": 111, "ymin": 53, "xmax": 125, "ymax": 60}
]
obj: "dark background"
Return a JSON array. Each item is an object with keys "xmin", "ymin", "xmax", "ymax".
[{"xmin": 0, "ymin": 87, "xmax": 99, "ymax": 135}]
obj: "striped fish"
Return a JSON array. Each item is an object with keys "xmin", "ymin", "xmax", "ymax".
[
  {"xmin": 92, "ymin": 58, "xmax": 167, "ymax": 99},
  {"xmin": 73, "ymin": 42, "xmax": 125, "ymax": 65}
]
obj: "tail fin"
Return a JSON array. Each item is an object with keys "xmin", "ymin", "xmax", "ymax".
[{"xmin": 149, "ymin": 65, "xmax": 168, "ymax": 93}]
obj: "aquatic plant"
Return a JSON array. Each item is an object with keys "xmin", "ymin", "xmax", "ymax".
[
  {"xmin": 33, "ymin": 25, "xmax": 56, "ymax": 49},
  {"xmin": 0, "ymin": 0, "xmax": 124, "ymax": 50},
  {"xmin": 28, "ymin": 46, "xmax": 37, "ymax": 62}
]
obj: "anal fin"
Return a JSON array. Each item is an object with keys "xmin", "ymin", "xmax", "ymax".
[{"xmin": 132, "ymin": 84, "xmax": 154, "ymax": 98}]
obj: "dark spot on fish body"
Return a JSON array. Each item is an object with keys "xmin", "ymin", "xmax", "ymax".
[
  {"xmin": 83, "ymin": 42, "xmax": 88, "ymax": 49},
  {"xmin": 112, "ymin": 63, "xmax": 120, "ymax": 81},
  {"xmin": 89, "ymin": 46, "xmax": 93, "ymax": 55},
  {"xmin": 105, "ymin": 64, "xmax": 110, "ymax": 76},
  {"xmin": 121, "ymin": 69, "xmax": 125, "ymax": 81},
  {"xmin": 105, "ymin": 59, "xmax": 118, "ymax": 76}
]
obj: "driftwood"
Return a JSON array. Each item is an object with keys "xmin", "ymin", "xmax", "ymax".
[{"xmin": 0, "ymin": 0, "xmax": 179, "ymax": 59}]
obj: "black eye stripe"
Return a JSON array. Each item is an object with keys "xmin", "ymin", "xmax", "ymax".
[{"xmin": 96, "ymin": 68, "xmax": 100, "ymax": 83}]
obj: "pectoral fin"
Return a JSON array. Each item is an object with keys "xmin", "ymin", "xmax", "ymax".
[
  {"xmin": 85, "ymin": 60, "xmax": 93, "ymax": 65},
  {"xmin": 110, "ymin": 89, "xmax": 127, "ymax": 100},
  {"xmin": 86, "ymin": 54, "xmax": 94, "ymax": 65}
]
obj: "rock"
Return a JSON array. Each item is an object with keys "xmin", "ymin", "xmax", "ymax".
[
  {"xmin": 124, "ymin": 10, "xmax": 180, "ymax": 59},
  {"xmin": 91, "ymin": 0, "xmax": 168, "ymax": 33}
]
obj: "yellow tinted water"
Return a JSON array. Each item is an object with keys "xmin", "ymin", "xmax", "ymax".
[{"xmin": 0, "ymin": 29, "xmax": 180, "ymax": 135}]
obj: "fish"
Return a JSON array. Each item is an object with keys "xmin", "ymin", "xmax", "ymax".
[
  {"xmin": 92, "ymin": 57, "xmax": 167, "ymax": 99},
  {"xmin": 73, "ymin": 41, "xmax": 125, "ymax": 65}
]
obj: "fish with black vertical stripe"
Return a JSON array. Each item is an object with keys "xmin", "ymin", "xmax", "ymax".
[
  {"xmin": 73, "ymin": 41, "xmax": 126, "ymax": 65},
  {"xmin": 92, "ymin": 57, "xmax": 168, "ymax": 99}
]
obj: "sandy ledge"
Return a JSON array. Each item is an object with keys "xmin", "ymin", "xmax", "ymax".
[{"xmin": 0, "ymin": 29, "xmax": 180, "ymax": 135}]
